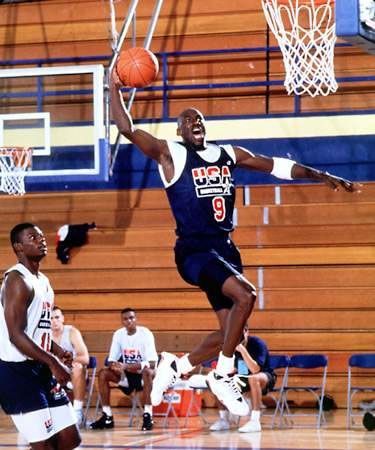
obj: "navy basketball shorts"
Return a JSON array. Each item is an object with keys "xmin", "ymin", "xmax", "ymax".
[
  {"xmin": 0, "ymin": 359, "xmax": 70, "ymax": 415},
  {"xmin": 174, "ymin": 235, "xmax": 244, "ymax": 311},
  {"xmin": 118, "ymin": 371, "xmax": 143, "ymax": 395},
  {"xmin": 238, "ymin": 371, "xmax": 277, "ymax": 395}
]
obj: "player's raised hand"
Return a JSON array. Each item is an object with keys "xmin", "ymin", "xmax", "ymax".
[
  {"xmin": 321, "ymin": 172, "xmax": 362, "ymax": 193},
  {"xmin": 111, "ymin": 66, "xmax": 124, "ymax": 89}
]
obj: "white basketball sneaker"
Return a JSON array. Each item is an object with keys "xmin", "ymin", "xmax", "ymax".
[
  {"xmin": 238, "ymin": 419, "xmax": 262, "ymax": 433},
  {"xmin": 209, "ymin": 418, "xmax": 230, "ymax": 431},
  {"xmin": 150, "ymin": 352, "xmax": 180, "ymax": 406},
  {"xmin": 206, "ymin": 371, "xmax": 250, "ymax": 416}
]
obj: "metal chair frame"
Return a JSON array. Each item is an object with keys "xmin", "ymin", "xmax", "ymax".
[
  {"xmin": 262, "ymin": 354, "xmax": 290, "ymax": 428},
  {"xmin": 347, "ymin": 353, "xmax": 375, "ymax": 429},
  {"xmin": 279, "ymin": 354, "xmax": 328, "ymax": 428},
  {"xmin": 152, "ymin": 384, "xmax": 182, "ymax": 427},
  {"xmin": 82, "ymin": 355, "xmax": 97, "ymax": 428}
]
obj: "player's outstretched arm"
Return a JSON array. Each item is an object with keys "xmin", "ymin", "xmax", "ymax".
[
  {"xmin": 109, "ymin": 70, "xmax": 169, "ymax": 163},
  {"xmin": 234, "ymin": 146, "xmax": 361, "ymax": 193},
  {"xmin": 291, "ymin": 163, "xmax": 361, "ymax": 193}
]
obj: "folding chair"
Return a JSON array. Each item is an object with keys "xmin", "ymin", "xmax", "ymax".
[
  {"xmin": 347, "ymin": 353, "xmax": 375, "ymax": 429},
  {"xmin": 184, "ymin": 375, "xmax": 209, "ymax": 426},
  {"xmin": 152, "ymin": 382, "xmax": 183, "ymax": 428},
  {"xmin": 82, "ymin": 355, "xmax": 97, "ymax": 427},
  {"xmin": 262, "ymin": 354, "xmax": 290, "ymax": 428},
  {"xmin": 279, "ymin": 354, "xmax": 328, "ymax": 428}
]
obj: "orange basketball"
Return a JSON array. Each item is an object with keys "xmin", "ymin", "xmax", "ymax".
[{"xmin": 116, "ymin": 47, "xmax": 159, "ymax": 88}]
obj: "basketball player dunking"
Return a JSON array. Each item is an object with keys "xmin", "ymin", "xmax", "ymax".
[{"xmin": 110, "ymin": 69, "xmax": 360, "ymax": 417}]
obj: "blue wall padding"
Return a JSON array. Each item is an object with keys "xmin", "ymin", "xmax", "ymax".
[{"xmin": 26, "ymin": 135, "xmax": 375, "ymax": 192}]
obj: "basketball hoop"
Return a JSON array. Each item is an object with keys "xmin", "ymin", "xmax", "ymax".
[
  {"xmin": 262, "ymin": 0, "xmax": 337, "ymax": 97},
  {"xmin": 0, "ymin": 147, "xmax": 32, "ymax": 196}
]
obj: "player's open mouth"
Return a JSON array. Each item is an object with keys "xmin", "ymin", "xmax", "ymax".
[{"xmin": 192, "ymin": 127, "xmax": 204, "ymax": 137}]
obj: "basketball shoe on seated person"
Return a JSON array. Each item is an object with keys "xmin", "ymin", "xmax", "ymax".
[
  {"xmin": 142, "ymin": 412, "xmax": 153, "ymax": 431},
  {"xmin": 89, "ymin": 412, "xmax": 114, "ymax": 430}
]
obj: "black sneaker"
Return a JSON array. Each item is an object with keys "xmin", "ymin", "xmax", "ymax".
[
  {"xmin": 89, "ymin": 412, "xmax": 114, "ymax": 430},
  {"xmin": 363, "ymin": 412, "xmax": 375, "ymax": 431},
  {"xmin": 141, "ymin": 412, "xmax": 153, "ymax": 431}
]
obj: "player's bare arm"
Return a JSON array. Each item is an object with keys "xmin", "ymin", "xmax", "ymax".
[
  {"xmin": 51, "ymin": 340, "xmax": 73, "ymax": 367},
  {"xmin": 110, "ymin": 70, "xmax": 169, "ymax": 155},
  {"xmin": 234, "ymin": 146, "xmax": 361, "ymax": 193},
  {"xmin": 69, "ymin": 326, "xmax": 89, "ymax": 366},
  {"xmin": 3, "ymin": 271, "xmax": 71, "ymax": 385},
  {"xmin": 235, "ymin": 343, "xmax": 260, "ymax": 374}
]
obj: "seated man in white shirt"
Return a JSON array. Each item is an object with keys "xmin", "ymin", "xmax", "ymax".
[
  {"xmin": 51, "ymin": 305, "xmax": 90, "ymax": 427},
  {"xmin": 90, "ymin": 308, "xmax": 157, "ymax": 431}
]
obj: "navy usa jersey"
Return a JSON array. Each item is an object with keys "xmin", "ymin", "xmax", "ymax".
[{"xmin": 159, "ymin": 142, "xmax": 236, "ymax": 238}]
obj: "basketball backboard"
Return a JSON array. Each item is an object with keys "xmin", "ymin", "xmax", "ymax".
[
  {"xmin": 0, "ymin": 65, "xmax": 108, "ymax": 192},
  {"xmin": 336, "ymin": 0, "xmax": 375, "ymax": 53}
]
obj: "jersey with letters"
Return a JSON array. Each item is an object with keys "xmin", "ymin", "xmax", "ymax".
[
  {"xmin": 0, "ymin": 263, "xmax": 54, "ymax": 362},
  {"xmin": 159, "ymin": 142, "xmax": 236, "ymax": 238},
  {"xmin": 108, "ymin": 325, "xmax": 158, "ymax": 372},
  {"xmin": 58, "ymin": 325, "xmax": 75, "ymax": 357}
]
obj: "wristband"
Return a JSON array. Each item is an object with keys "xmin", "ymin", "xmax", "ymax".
[
  {"xmin": 141, "ymin": 361, "xmax": 150, "ymax": 370},
  {"xmin": 271, "ymin": 157, "xmax": 295, "ymax": 180}
]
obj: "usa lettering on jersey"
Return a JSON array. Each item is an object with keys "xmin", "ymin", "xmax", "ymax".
[
  {"xmin": 38, "ymin": 301, "xmax": 52, "ymax": 351},
  {"xmin": 192, "ymin": 165, "xmax": 232, "ymax": 198},
  {"xmin": 123, "ymin": 348, "xmax": 142, "ymax": 364}
]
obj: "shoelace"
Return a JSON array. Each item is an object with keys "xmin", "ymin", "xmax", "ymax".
[
  {"xmin": 226, "ymin": 374, "xmax": 245, "ymax": 396},
  {"xmin": 233, "ymin": 374, "xmax": 246, "ymax": 389},
  {"xmin": 156, "ymin": 355, "xmax": 179, "ymax": 389},
  {"xmin": 167, "ymin": 372, "xmax": 178, "ymax": 388}
]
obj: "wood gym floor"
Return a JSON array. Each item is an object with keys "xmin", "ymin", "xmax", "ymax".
[{"xmin": 0, "ymin": 407, "xmax": 374, "ymax": 449}]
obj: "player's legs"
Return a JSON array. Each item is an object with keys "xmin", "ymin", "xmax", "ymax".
[
  {"xmin": 71, "ymin": 362, "xmax": 87, "ymax": 426},
  {"xmin": 152, "ymin": 239, "xmax": 256, "ymax": 414},
  {"xmin": 187, "ymin": 323, "xmax": 226, "ymax": 366},
  {"xmin": 90, "ymin": 367, "xmax": 119, "ymax": 429},
  {"xmin": 97, "ymin": 367, "xmax": 120, "ymax": 405},
  {"xmin": 187, "ymin": 274, "xmax": 255, "ymax": 365},
  {"xmin": 141, "ymin": 367, "xmax": 155, "ymax": 430},
  {"xmin": 220, "ymin": 274, "xmax": 256, "ymax": 357},
  {"xmin": 71, "ymin": 363, "xmax": 86, "ymax": 402},
  {"xmin": 141, "ymin": 367, "xmax": 154, "ymax": 405},
  {"xmin": 238, "ymin": 372, "xmax": 269, "ymax": 433}
]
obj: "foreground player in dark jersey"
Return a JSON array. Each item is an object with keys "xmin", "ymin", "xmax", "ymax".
[{"xmin": 110, "ymin": 70, "xmax": 360, "ymax": 416}]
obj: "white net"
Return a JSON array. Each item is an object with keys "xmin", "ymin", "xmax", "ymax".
[
  {"xmin": 262, "ymin": 0, "xmax": 337, "ymax": 97},
  {"xmin": 0, "ymin": 147, "xmax": 32, "ymax": 196}
]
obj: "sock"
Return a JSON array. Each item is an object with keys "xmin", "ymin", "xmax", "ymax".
[
  {"xmin": 251, "ymin": 410, "xmax": 261, "ymax": 423},
  {"xmin": 144, "ymin": 404, "xmax": 152, "ymax": 415},
  {"xmin": 177, "ymin": 354, "xmax": 195, "ymax": 375},
  {"xmin": 102, "ymin": 406, "xmax": 112, "ymax": 416},
  {"xmin": 73, "ymin": 400, "xmax": 83, "ymax": 411},
  {"xmin": 219, "ymin": 409, "xmax": 229, "ymax": 420},
  {"xmin": 215, "ymin": 352, "xmax": 235, "ymax": 376}
]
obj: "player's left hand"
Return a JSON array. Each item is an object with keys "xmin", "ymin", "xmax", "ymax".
[
  {"xmin": 109, "ymin": 361, "xmax": 124, "ymax": 374},
  {"xmin": 322, "ymin": 172, "xmax": 362, "ymax": 193}
]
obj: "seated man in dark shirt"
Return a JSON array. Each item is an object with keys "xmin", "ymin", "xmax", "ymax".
[{"xmin": 210, "ymin": 327, "xmax": 276, "ymax": 433}]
